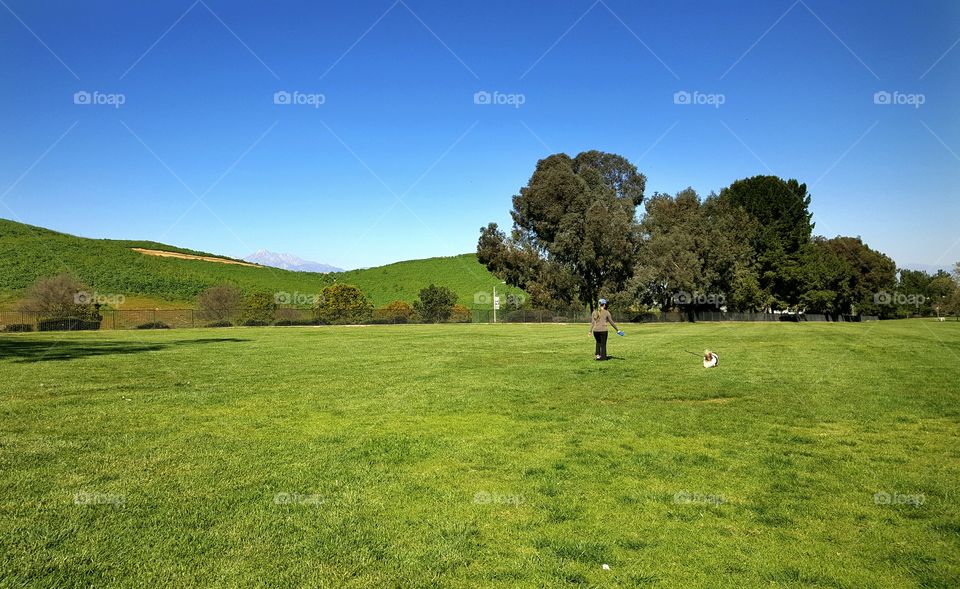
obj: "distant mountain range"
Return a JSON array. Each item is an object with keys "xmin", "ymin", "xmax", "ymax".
[{"xmin": 243, "ymin": 250, "xmax": 343, "ymax": 273}]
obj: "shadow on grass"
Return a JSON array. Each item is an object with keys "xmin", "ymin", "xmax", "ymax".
[{"xmin": 0, "ymin": 337, "xmax": 249, "ymax": 363}]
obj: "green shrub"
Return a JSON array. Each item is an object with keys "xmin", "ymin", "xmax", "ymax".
[
  {"xmin": 2, "ymin": 323, "xmax": 33, "ymax": 332},
  {"xmin": 206, "ymin": 320, "xmax": 233, "ymax": 328},
  {"xmin": 414, "ymin": 284, "xmax": 457, "ymax": 323},
  {"xmin": 242, "ymin": 291, "xmax": 277, "ymax": 325},
  {"xmin": 136, "ymin": 321, "xmax": 170, "ymax": 329},
  {"xmin": 38, "ymin": 318, "xmax": 101, "ymax": 331},
  {"xmin": 373, "ymin": 300, "xmax": 414, "ymax": 324},
  {"xmin": 317, "ymin": 284, "xmax": 373, "ymax": 324},
  {"xmin": 274, "ymin": 318, "xmax": 319, "ymax": 326},
  {"xmin": 242, "ymin": 319, "xmax": 270, "ymax": 327},
  {"xmin": 449, "ymin": 304, "xmax": 471, "ymax": 323}
]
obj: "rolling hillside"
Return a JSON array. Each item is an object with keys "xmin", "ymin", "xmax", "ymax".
[{"xmin": 0, "ymin": 219, "xmax": 526, "ymax": 309}]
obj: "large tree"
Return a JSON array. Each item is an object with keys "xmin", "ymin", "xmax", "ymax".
[
  {"xmin": 478, "ymin": 151, "xmax": 645, "ymax": 310},
  {"xmin": 818, "ymin": 236, "xmax": 895, "ymax": 316},
  {"xmin": 632, "ymin": 189, "xmax": 761, "ymax": 311},
  {"xmin": 721, "ymin": 175, "xmax": 813, "ymax": 253},
  {"xmin": 893, "ymin": 268, "xmax": 957, "ymax": 318},
  {"xmin": 788, "ymin": 238, "xmax": 853, "ymax": 314},
  {"xmin": 720, "ymin": 175, "xmax": 814, "ymax": 309},
  {"xmin": 928, "ymin": 271, "xmax": 957, "ymax": 317}
]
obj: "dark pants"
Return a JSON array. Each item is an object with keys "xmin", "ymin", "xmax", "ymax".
[{"xmin": 594, "ymin": 331, "xmax": 608, "ymax": 359}]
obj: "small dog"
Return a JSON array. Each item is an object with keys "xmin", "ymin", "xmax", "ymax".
[{"xmin": 703, "ymin": 350, "xmax": 719, "ymax": 368}]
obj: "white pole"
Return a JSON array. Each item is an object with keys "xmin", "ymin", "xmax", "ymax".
[{"xmin": 493, "ymin": 286, "xmax": 497, "ymax": 324}]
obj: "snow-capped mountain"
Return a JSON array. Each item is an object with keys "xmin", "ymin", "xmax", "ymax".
[{"xmin": 244, "ymin": 250, "xmax": 342, "ymax": 273}]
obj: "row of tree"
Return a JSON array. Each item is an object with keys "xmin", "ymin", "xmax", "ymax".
[
  {"xmin": 477, "ymin": 151, "xmax": 960, "ymax": 318},
  {"xmin": 196, "ymin": 283, "xmax": 471, "ymax": 324},
  {"xmin": 14, "ymin": 274, "xmax": 474, "ymax": 327}
]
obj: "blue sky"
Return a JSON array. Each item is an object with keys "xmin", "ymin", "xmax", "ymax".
[{"xmin": 1, "ymin": 0, "xmax": 958, "ymax": 270}]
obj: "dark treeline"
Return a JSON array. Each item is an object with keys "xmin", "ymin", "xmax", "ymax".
[{"xmin": 478, "ymin": 151, "xmax": 959, "ymax": 319}]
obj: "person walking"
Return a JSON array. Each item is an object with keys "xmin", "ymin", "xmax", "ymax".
[{"xmin": 589, "ymin": 298, "xmax": 623, "ymax": 361}]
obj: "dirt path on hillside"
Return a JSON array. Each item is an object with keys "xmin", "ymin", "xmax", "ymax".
[{"xmin": 131, "ymin": 248, "xmax": 262, "ymax": 267}]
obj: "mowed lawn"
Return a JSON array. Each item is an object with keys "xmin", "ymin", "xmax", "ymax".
[{"xmin": 1, "ymin": 321, "xmax": 958, "ymax": 588}]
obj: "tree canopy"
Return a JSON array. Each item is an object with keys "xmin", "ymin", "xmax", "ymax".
[
  {"xmin": 414, "ymin": 284, "xmax": 458, "ymax": 323},
  {"xmin": 479, "ymin": 150, "xmax": 644, "ymax": 310},
  {"xmin": 480, "ymin": 152, "xmax": 937, "ymax": 317}
]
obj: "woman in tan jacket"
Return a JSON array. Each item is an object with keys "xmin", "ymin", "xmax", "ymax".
[{"xmin": 589, "ymin": 298, "xmax": 623, "ymax": 361}]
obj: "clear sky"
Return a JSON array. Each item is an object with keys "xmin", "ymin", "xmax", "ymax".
[{"xmin": 1, "ymin": 0, "xmax": 958, "ymax": 270}]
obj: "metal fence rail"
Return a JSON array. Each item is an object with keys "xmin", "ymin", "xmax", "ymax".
[{"xmin": 0, "ymin": 308, "xmax": 898, "ymax": 332}]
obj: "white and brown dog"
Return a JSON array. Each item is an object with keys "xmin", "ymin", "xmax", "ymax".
[{"xmin": 703, "ymin": 350, "xmax": 719, "ymax": 368}]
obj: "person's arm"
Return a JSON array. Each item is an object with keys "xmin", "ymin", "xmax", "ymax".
[
  {"xmin": 588, "ymin": 312, "xmax": 595, "ymax": 334},
  {"xmin": 606, "ymin": 310, "xmax": 618, "ymax": 331}
]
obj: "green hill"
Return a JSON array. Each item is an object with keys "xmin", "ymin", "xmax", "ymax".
[{"xmin": 0, "ymin": 219, "xmax": 525, "ymax": 309}]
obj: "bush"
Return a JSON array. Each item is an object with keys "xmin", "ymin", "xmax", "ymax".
[
  {"xmin": 3, "ymin": 323, "xmax": 33, "ymax": 332},
  {"xmin": 449, "ymin": 304, "xmax": 471, "ymax": 323},
  {"xmin": 20, "ymin": 273, "xmax": 102, "ymax": 322},
  {"xmin": 275, "ymin": 307, "xmax": 316, "ymax": 325},
  {"xmin": 206, "ymin": 320, "xmax": 233, "ymax": 328},
  {"xmin": 242, "ymin": 319, "xmax": 270, "ymax": 327},
  {"xmin": 414, "ymin": 284, "xmax": 457, "ymax": 323},
  {"xmin": 373, "ymin": 300, "xmax": 415, "ymax": 324},
  {"xmin": 197, "ymin": 285, "xmax": 242, "ymax": 322},
  {"xmin": 38, "ymin": 318, "xmax": 101, "ymax": 331},
  {"xmin": 242, "ymin": 291, "xmax": 277, "ymax": 325},
  {"xmin": 274, "ymin": 318, "xmax": 318, "ymax": 326},
  {"xmin": 136, "ymin": 321, "xmax": 170, "ymax": 329},
  {"xmin": 317, "ymin": 284, "xmax": 373, "ymax": 324}
]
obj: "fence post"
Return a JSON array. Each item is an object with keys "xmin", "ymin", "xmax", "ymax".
[{"xmin": 191, "ymin": 309, "xmax": 194, "ymax": 328}]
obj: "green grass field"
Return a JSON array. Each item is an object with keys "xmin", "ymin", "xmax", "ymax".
[{"xmin": 1, "ymin": 320, "xmax": 958, "ymax": 588}]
